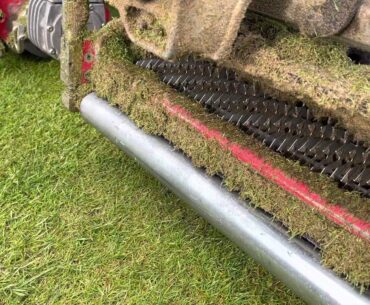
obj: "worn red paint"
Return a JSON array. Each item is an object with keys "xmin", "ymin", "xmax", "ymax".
[
  {"xmin": 162, "ymin": 99, "xmax": 370, "ymax": 242},
  {"xmin": 104, "ymin": 4, "xmax": 111, "ymax": 23},
  {"xmin": 82, "ymin": 40, "xmax": 96, "ymax": 84},
  {"xmin": 0, "ymin": 0, "xmax": 25, "ymax": 41}
]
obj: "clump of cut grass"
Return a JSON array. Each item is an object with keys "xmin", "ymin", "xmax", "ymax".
[
  {"xmin": 91, "ymin": 24, "xmax": 370, "ymax": 287},
  {"xmin": 229, "ymin": 13, "xmax": 370, "ymax": 145}
]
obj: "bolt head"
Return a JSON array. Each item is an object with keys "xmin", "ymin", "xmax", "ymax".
[{"xmin": 47, "ymin": 26, "xmax": 54, "ymax": 32}]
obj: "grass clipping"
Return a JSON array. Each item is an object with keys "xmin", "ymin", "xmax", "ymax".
[
  {"xmin": 90, "ymin": 20, "xmax": 370, "ymax": 287},
  {"xmin": 227, "ymin": 14, "xmax": 370, "ymax": 145}
]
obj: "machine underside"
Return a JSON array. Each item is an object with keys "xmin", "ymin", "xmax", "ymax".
[
  {"xmin": 1, "ymin": 0, "xmax": 370, "ymax": 302},
  {"xmin": 1, "ymin": 1, "xmax": 370, "ymax": 59}
]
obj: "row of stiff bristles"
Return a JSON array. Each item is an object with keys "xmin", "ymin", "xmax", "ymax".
[{"xmin": 136, "ymin": 58, "xmax": 370, "ymax": 198}]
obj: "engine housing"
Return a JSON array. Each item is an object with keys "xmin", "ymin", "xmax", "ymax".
[{"xmin": 27, "ymin": 0, "xmax": 106, "ymax": 58}]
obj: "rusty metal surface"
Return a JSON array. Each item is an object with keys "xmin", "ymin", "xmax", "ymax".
[
  {"xmin": 110, "ymin": 0, "xmax": 251, "ymax": 60},
  {"xmin": 248, "ymin": 0, "xmax": 361, "ymax": 37}
]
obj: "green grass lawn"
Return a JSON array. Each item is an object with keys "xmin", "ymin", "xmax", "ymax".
[{"xmin": 0, "ymin": 53, "xmax": 304, "ymax": 305}]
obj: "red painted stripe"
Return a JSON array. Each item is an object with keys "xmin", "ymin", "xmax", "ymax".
[{"xmin": 161, "ymin": 99, "xmax": 370, "ymax": 242}]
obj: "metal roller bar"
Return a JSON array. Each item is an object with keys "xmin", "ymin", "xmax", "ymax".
[{"xmin": 80, "ymin": 93, "xmax": 370, "ymax": 305}]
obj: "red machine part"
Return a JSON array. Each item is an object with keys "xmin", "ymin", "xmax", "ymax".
[
  {"xmin": 82, "ymin": 40, "xmax": 96, "ymax": 84},
  {"xmin": 105, "ymin": 5, "xmax": 111, "ymax": 23},
  {"xmin": 0, "ymin": 0, "xmax": 25, "ymax": 41},
  {"xmin": 81, "ymin": 4, "xmax": 111, "ymax": 84}
]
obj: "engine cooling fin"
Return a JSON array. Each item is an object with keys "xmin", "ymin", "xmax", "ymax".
[{"xmin": 136, "ymin": 58, "xmax": 370, "ymax": 198}]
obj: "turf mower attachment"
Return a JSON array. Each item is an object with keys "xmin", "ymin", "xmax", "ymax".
[
  {"xmin": 65, "ymin": 1, "xmax": 370, "ymax": 302},
  {"xmin": 2, "ymin": 0, "xmax": 370, "ymax": 304}
]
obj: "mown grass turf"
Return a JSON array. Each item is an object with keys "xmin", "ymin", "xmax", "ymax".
[{"xmin": 0, "ymin": 53, "xmax": 304, "ymax": 304}]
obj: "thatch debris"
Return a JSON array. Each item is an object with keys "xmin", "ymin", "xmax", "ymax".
[
  {"xmin": 226, "ymin": 14, "xmax": 370, "ymax": 145},
  {"xmin": 60, "ymin": 0, "xmax": 91, "ymax": 111},
  {"xmin": 88, "ymin": 21, "xmax": 370, "ymax": 286}
]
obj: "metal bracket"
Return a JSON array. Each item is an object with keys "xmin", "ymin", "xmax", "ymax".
[{"xmin": 110, "ymin": 0, "xmax": 252, "ymax": 60}]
